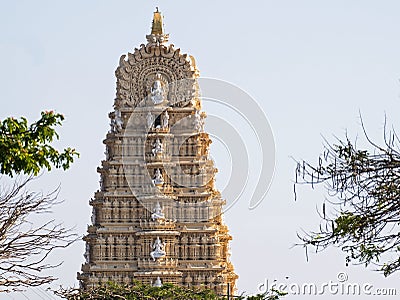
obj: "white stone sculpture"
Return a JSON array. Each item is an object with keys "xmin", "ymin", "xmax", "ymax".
[
  {"xmin": 151, "ymin": 202, "xmax": 165, "ymax": 221},
  {"xmin": 150, "ymin": 236, "xmax": 166, "ymax": 260},
  {"xmin": 84, "ymin": 243, "xmax": 90, "ymax": 263},
  {"xmin": 115, "ymin": 109, "xmax": 123, "ymax": 131},
  {"xmin": 153, "ymin": 276, "xmax": 163, "ymax": 287},
  {"xmin": 152, "ymin": 168, "xmax": 164, "ymax": 185},
  {"xmin": 152, "ymin": 138, "xmax": 163, "ymax": 156},
  {"xmin": 194, "ymin": 110, "xmax": 204, "ymax": 132},
  {"xmin": 110, "ymin": 109, "xmax": 123, "ymax": 133},
  {"xmin": 161, "ymin": 111, "xmax": 169, "ymax": 128},
  {"xmin": 150, "ymin": 73, "xmax": 164, "ymax": 105},
  {"xmin": 146, "ymin": 112, "xmax": 154, "ymax": 129}
]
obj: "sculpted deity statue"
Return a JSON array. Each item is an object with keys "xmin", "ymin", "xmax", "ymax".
[
  {"xmin": 150, "ymin": 73, "xmax": 164, "ymax": 105},
  {"xmin": 110, "ymin": 109, "xmax": 123, "ymax": 133},
  {"xmin": 115, "ymin": 109, "xmax": 123, "ymax": 131},
  {"xmin": 153, "ymin": 276, "xmax": 163, "ymax": 287},
  {"xmin": 194, "ymin": 110, "xmax": 205, "ymax": 132},
  {"xmin": 150, "ymin": 236, "xmax": 166, "ymax": 261},
  {"xmin": 152, "ymin": 168, "xmax": 164, "ymax": 185},
  {"xmin": 161, "ymin": 111, "xmax": 169, "ymax": 128},
  {"xmin": 105, "ymin": 147, "xmax": 110, "ymax": 160},
  {"xmin": 146, "ymin": 112, "xmax": 154, "ymax": 129},
  {"xmin": 84, "ymin": 244, "xmax": 90, "ymax": 263},
  {"xmin": 151, "ymin": 202, "xmax": 165, "ymax": 221},
  {"xmin": 99, "ymin": 177, "xmax": 104, "ymax": 190},
  {"xmin": 91, "ymin": 207, "xmax": 97, "ymax": 224},
  {"xmin": 199, "ymin": 165, "xmax": 206, "ymax": 174},
  {"xmin": 152, "ymin": 138, "xmax": 163, "ymax": 156}
]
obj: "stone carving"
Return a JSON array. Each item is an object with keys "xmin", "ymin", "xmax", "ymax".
[
  {"xmin": 153, "ymin": 276, "xmax": 163, "ymax": 287},
  {"xmin": 91, "ymin": 207, "xmax": 97, "ymax": 224},
  {"xmin": 150, "ymin": 236, "xmax": 166, "ymax": 260},
  {"xmin": 80, "ymin": 9, "xmax": 237, "ymax": 295},
  {"xmin": 99, "ymin": 176, "xmax": 104, "ymax": 190},
  {"xmin": 150, "ymin": 73, "xmax": 165, "ymax": 105},
  {"xmin": 146, "ymin": 112, "xmax": 154, "ymax": 129},
  {"xmin": 194, "ymin": 110, "xmax": 205, "ymax": 132},
  {"xmin": 151, "ymin": 202, "xmax": 165, "ymax": 221},
  {"xmin": 105, "ymin": 147, "xmax": 110, "ymax": 160},
  {"xmin": 146, "ymin": 33, "xmax": 169, "ymax": 46},
  {"xmin": 152, "ymin": 168, "xmax": 164, "ymax": 185},
  {"xmin": 84, "ymin": 243, "xmax": 90, "ymax": 263},
  {"xmin": 110, "ymin": 109, "xmax": 123, "ymax": 133},
  {"xmin": 152, "ymin": 138, "xmax": 163, "ymax": 156},
  {"xmin": 114, "ymin": 44, "xmax": 199, "ymax": 109},
  {"xmin": 161, "ymin": 111, "xmax": 169, "ymax": 128}
]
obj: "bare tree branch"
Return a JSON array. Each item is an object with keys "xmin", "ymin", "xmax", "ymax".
[
  {"xmin": 0, "ymin": 176, "xmax": 79, "ymax": 291},
  {"xmin": 294, "ymin": 121, "xmax": 400, "ymax": 277}
]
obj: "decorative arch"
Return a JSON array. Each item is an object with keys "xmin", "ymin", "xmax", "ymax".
[{"xmin": 115, "ymin": 44, "xmax": 199, "ymax": 109}]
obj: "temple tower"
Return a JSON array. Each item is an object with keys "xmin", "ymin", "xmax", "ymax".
[{"xmin": 78, "ymin": 9, "xmax": 237, "ymax": 295}]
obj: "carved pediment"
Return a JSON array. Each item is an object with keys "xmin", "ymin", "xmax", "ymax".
[{"xmin": 115, "ymin": 44, "xmax": 199, "ymax": 109}]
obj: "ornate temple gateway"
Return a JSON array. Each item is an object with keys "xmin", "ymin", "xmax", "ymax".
[{"xmin": 78, "ymin": 9, "xmax": 237, "ymax": 295}]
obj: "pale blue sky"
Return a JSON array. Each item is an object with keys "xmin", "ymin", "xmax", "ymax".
[{"xmin": 1, "ymin": 1, "xmax": 400, "ymax": 299}]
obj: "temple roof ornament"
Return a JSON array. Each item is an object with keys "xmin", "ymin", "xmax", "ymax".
[
  {"xmin": 146, "ymin": 8, "xmax": 169, "ymax": 46},
  {"xmin": 151, "ymin": 7, "xmax": 163, "ymax": 34},
  {"xmin": 115, "ymin": 8, "xmax": 199, "ymax": 109}
]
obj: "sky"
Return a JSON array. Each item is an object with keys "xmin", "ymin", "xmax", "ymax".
[{"xmin": 1, "ymin": 1, "xmax": 400, "ymax": 299}]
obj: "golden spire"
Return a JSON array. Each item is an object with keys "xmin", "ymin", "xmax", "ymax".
[
  {"xmin": 146, "ymin": 7, "xmax": 169, "ymax": 45},
  {"xmin": 151, "ymin": 7, "xmax": 164, "ymax": 35}
]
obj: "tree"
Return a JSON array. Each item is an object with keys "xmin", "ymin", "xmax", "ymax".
[
  {"xmin": 56, "ymin": 281, "xmax": 286, "ymax": 299},
  {"xmin": 0, "ymin": 111, "xmax": 78, "ymax": 177},
  {"xmin": 294, "ymin": 119, "xmax": 400, "ymax": 276},
  {"xmin": 0, "ymin": 111, "xmax": 79, "ymax": 291},
  {"xmin": 0, "ymin": 177, "xmax": 77, "ymax": 290}
]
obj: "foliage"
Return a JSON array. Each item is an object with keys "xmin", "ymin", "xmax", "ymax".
[
  {"xmin": 0, "ymin": 111, "xmax": 79, "ymax": 291},
  {"xmin": 57, "ymin": 281, "xmax": 285, "ymax": 300},
  {"xmin": 0, "ymin": 111, "xmax": 79, "ymax": 177},
  {"xmin": 240, "ymin": 288, "xmax": 287, "ymax": 300},
  {"xmin": 294, "ymin": 121, "xmax": 400, "ymax": 276}
]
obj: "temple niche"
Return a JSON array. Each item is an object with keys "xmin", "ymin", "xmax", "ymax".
[{"xmin": 78, "ymin": 8, "xmax": 237, "ymax": 296}]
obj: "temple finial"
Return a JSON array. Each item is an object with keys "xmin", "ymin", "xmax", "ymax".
[
  {"xmin": 151, "ymin": 7, "xmax": 164, "ymax": 35},
  {"xmin": 146, "ymin": 8, "xmax": 169, "ymax": 46}
]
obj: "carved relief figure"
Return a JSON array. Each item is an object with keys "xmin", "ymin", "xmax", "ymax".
[
  {"xmin": 152, "ymin": 138, "xmax": 163, "ymax": 156},
  {"xmin": 91, "ymin": 207, "xmax": 97, "ymax": 224},
  {"xmin": 153, "ymin": 276, "xmax": 163, "ymax": 287},
  {"xmin": 105, "ymin": 147, "xmax": 110, "ymax": 160},
  {"xmin": 151, "ymin": 202, "xmax": 165, "ymax": 221},
  {"xmin": 194, "ymin": 110, "xmax": 205, "ymax": 132},
  {"xmin": 110, "ymin": 109, "xmax": 123, "ymax": 133},
  {"xmin": 150, "ymin": 73, "xmax": 164, "ymax": 105},
  {"xmin": 115, "ymin": 109, "xmax": 123, "ymax": 131},
  {"xmin": 150, "ymin": 236, "xmax": 166, "ymax": 260},
  {"xmin": 152, "ymin": 168, "xmax": 164, "ymax": 185},
  {"xmin": 146, "ymin": 112, "xmax": 155, "ymax": 129},
  {"xmin": 84, "ymin": 244, "xmax": 90, "ymax": 263},
  {"xmin": 161, "ymin": 111, "xmax": 169, "ymax": 128}
]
